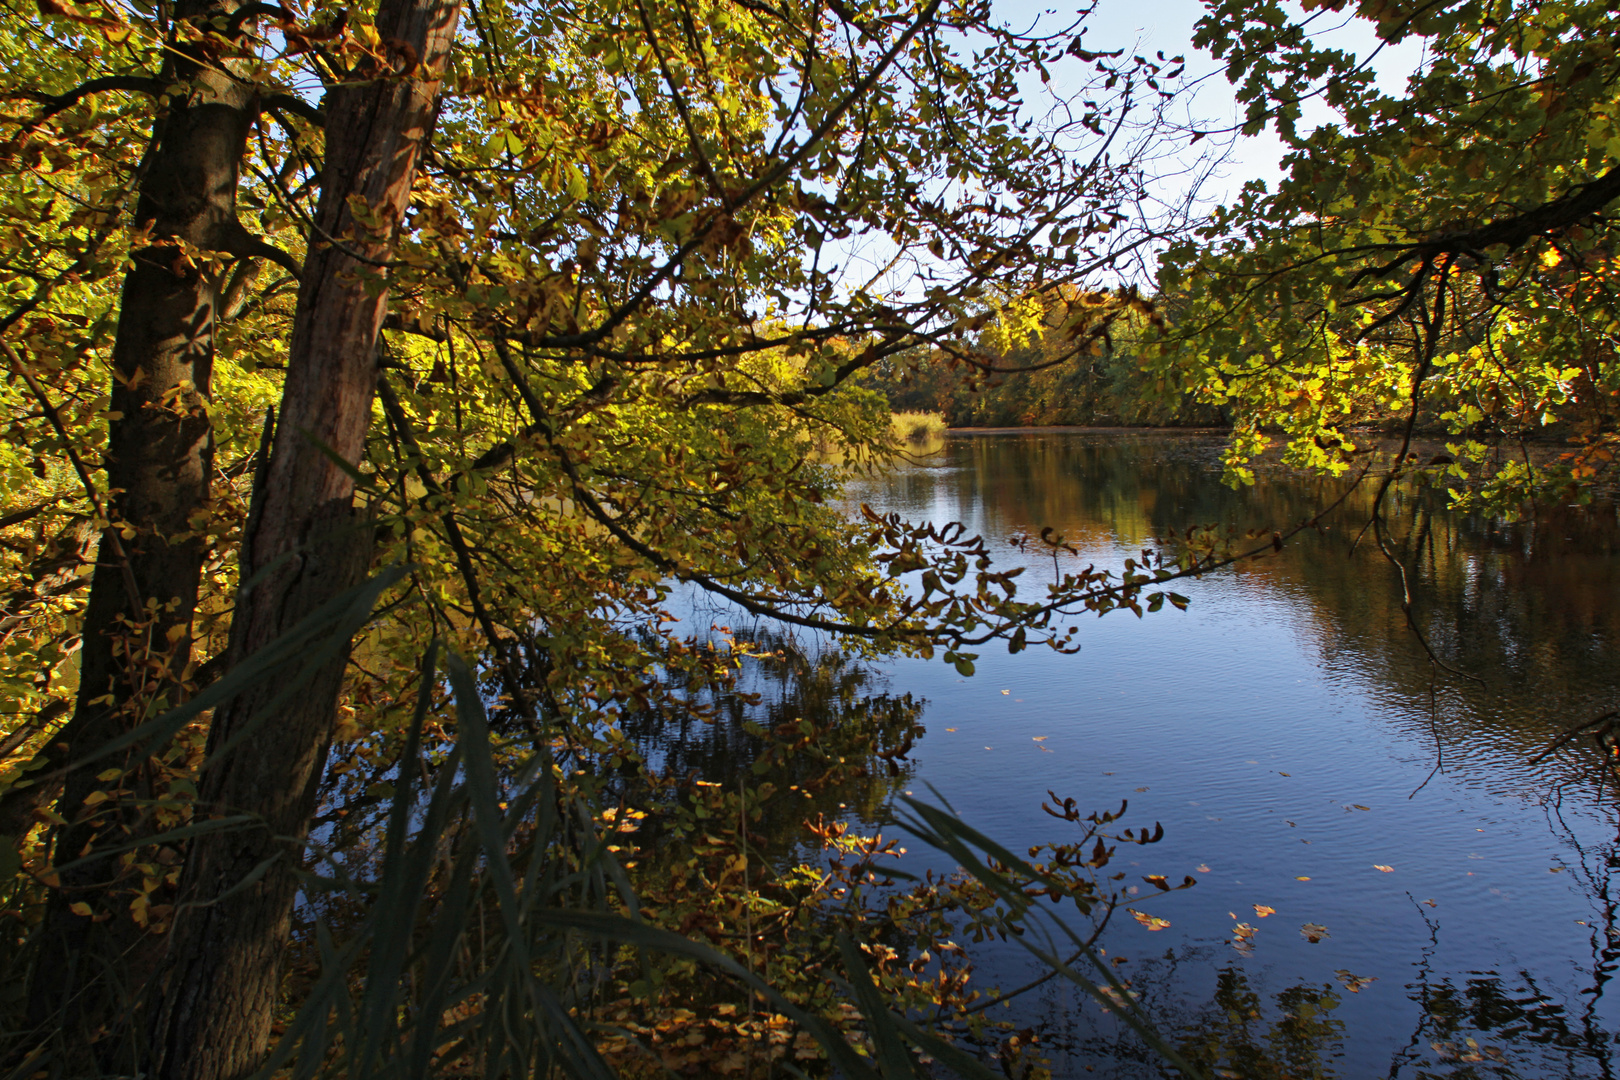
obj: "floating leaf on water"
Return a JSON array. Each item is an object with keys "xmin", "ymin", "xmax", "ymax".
[
  {"xmin": 1278, "ymin": 771, "xmax": 1291, "ymax": 777},
  {"xmin": 1424, "ymin": 898, "xmax": 1438, "ymax": 907},
  {"xmin": 1129, "ymin": 909, "xmax": 1171, "ymax": 931},
  {"xmin": 1000, "ymin": 689, "xmax": 1010, "ymax": 695},
  {"xmin": 1352, "ymin": 804, "xmax": 1371, "ymax": 811},
  {"xmin": 1295, "ymin": 876, "xmax": 1311, "ymax": 881},
  {"xmin": 1373, "ymin": 864, "xmax": 1395, "ymax": 873},
  {"xmin": 1334, "ymin": 969, "xmax": 1376, "ymax": 993},
  {"xmin": 1032, "ymin": 735, "xmax": 1047, "ymax": 741},
  {"xmin": 1254, "ymin": 904, "xmax": 1275, "ymax": 918},
  {"xmin": 945, "ymin": 728, "xmax": 957, "ymax": 732},
  {"xmin": 1195, "ymin": 864, "xmax": 1211, "ymax": 873},
  {"xmin": 1232, "ymin": 922, "xmax": 1257, "ymax": 941},
  {"xmin": 1301, "ymin": 922, "xmax": 1329, "ymax": 942},
  {"xmin": 1135, "ymin": 786, "xmax": 1149, "ymax": 792}
]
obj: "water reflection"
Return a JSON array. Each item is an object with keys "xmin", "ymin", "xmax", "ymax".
[
  {"xmin": 617, "ymin": 625, "xmax": 925, "ymax": 849},
  {"xmin": 858, "ymin": 432, "xmax": 1620, "ymax": 1077},
  {"xmin": 855, "ymin": 432, "xmax": 1620, "ymax": 795},
  {"xmin": 644, "ymin": 431, "xmax": 1620, "ymax": 1077}
]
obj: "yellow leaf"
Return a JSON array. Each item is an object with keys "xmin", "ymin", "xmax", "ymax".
[
  {"xmin": 1129, "ymin": 909, "xmax": 1170, "ymax": 931},
  {"xmin": 1253, "ymin": 904, "xmax": 1275, "ymax": 918},
  {"xmin": 1373, "ymin": 864, "xmax": 1394, "ymax": 872},
  {"xmin": 70, "ymin": 902, "xmax": 92, "ymax": 917}
]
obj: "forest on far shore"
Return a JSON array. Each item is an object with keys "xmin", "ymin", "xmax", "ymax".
[{"xmin": 866, "ymin": 300, "xmax": 1227, "ymax": 429}]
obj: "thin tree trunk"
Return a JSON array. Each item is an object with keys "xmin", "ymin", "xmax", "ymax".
[
  {"xmin": 26, "ymin": 1, "xmax": 256, "ymax": 1045},
  {"xmin": 147, "ymin": 0, "xmax": 459, "ymax": 1074}
]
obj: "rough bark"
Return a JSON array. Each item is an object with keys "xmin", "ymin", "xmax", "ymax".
[
  {"xmin": 146, "ymin": 0, "xmax": 459, "ymax": 1074},
  {"xmin": 25, "ymin": 0, "xmax": 257, "ymax": 1044}
]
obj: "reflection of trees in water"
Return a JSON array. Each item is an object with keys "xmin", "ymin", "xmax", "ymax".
[
  {"xmin": 882, "ymin": 433, "xmax": 1620, "ymax": 794},
  {"xmin": 1029, "ymin": 833, "xmax": 1619, "ymax": 1080},
  {"xmin": 1387, "ymin": 872, "xmax": 1617, "ymax": 1080},
  {"xmin": 869, "ymin": 433, "xmax": 1620, "ymax": 1076},
  {"xmin": 1035, "ymin": 939, "xmax": 1615, "ymax": 1080},
  {"xmin": 614, "ymin": 626, "xmax": 926, "ymax": 854},
  {"xmin": 1019, "ymin": 948, "xmax": 1348, "ymax": 1079}
]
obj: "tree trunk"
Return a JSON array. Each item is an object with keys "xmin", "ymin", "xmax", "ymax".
[
  {"xmin": 26, "ymin": 1, "xmax": 256, "ymax": 1045},
  {"xmin": 146, "ymin": 0, "xmax": 459, "ymax": 1074}
]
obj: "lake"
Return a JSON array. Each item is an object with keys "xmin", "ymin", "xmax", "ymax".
[{"xmin": 811, "ymin": 430, "xmax": 1620, "ymax": 1077}]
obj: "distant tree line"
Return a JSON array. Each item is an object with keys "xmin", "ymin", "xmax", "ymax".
[{"xmin": 865, "ymin": 289, "xmax": 1226, "ymax": 429}]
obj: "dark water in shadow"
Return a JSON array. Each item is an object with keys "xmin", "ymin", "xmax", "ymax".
[{"xmin": 833, "ymin": 431, "xmax": 1620, "ymax": 1078}]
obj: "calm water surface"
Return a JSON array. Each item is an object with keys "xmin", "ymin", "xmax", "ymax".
[{"xmin": 827, "ymin": 431, "xmax": 1620, "ymax": 1078}]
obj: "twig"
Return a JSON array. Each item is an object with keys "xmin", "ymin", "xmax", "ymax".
[
  {"xmin": 1409, "ymin": 665, "xmax": 1443, "ymax": 798},
  {"xmin": 1528, "ymin": 710, "xmax": 1620, "ymax": 766}
]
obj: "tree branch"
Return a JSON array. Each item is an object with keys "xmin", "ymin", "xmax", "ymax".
[
  {"xmin": 17, "ymin": 75, "xmax": 165, "ymax": 130},
  {"xmin": 260, "ymin": 92, "xmax": 325, "ymax": 129}
]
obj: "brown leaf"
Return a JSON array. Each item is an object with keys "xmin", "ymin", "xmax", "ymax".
[{"xmin": 1129, "ymin": 909, "xmax": 1170, "ymax": 931}]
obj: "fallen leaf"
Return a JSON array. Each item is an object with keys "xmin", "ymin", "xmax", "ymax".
[
  {"xmin": 1129, "ymin": 909, "xmax": 1171, "ymax": 932},
  {"xmin": 1300, "ymin": 922, "xmax": 1329, "ymax": 943},
  {"xmin": 1032, "ymin": 736, "xmax": 1047, "ymax": 741},
  {"xmin": 1195, "ymin": 864, "xmax": 1211, "ymax": 873},
  {"xmin": 1424, "ymin": 898, "xmax": 1437, "ymax": 907},
  {"xmin": 1232, "ymin": 922, "xmax": 1257, "ymax": 941},
  {"xmin": 945, "ymin": 728, "xmax": 956, "ymax": 732},
  {"xmin": 1352, "ymin": 804, "xmax": 1371, "ymax": 811},
  {"xmin": 1253, "ymin": 904, "xmax": 1275, "ymax": 918},
  {"xmin": 1334, "ymin": 969, "xmax": 1376, "ymax": 993},
  {"xmin": 1135, "ymin": 786, "xmax": 1149, "ymax": 792},
  {"xmin": 1278, "ymin": 771, "xmax": 1291, "ymax": 777},
  {"xmin": 1285, "ymin": 820, "xmax": 1297, "ymax": 827},
  {"xmin": 1373, "ymin": 864, "xmax": 1394, "ymax": 873},
  {"xmin": 1000, "ymin": 689, "xmax": 1010, "ymax": 695},
  {"xmin": 1295, "ymin": 876, "xmax": 1311, "ymax": 881}
]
